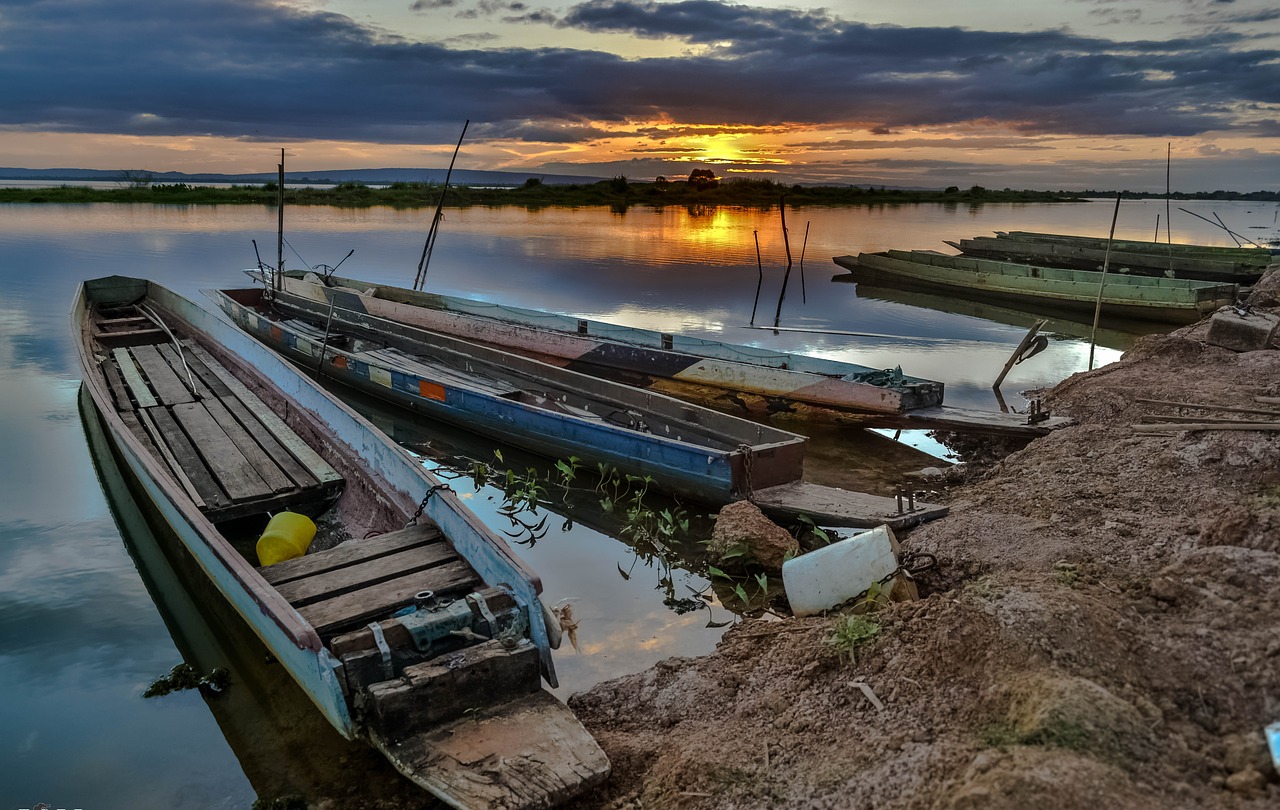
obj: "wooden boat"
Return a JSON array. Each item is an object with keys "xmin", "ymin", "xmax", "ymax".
[
  {"xmin": 833, "ymin": 250, "xmax": 1238, "ymax": 324},
  {"xmin": 74, "ymin": 276, "xmax": 609, "ymax": 809},
  {"xmin": 945, "ymin": 232, "xmax": 1273, "ymax": 283},
  {"xmin": 252, "ymin": 269, "xmax": 945, "ymax": 419},
  {"xmin": 211, "ymin": 284, "xmax": 948, "ymax": 528},
  {"xmin": 999, "ymin": 231, "xmax": 1278, "ymax": 264}
]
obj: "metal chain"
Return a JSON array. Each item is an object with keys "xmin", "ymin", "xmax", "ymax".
[
  {"xmin": 406, "ymin": 483, "xmax": 453, "ymax": 527},
  {"xmin": 737, "ymin": 443, "xmax": 754, "ymax": 498},
  {"xmin": 877, "ymin": 551, "xmax": 938, "ymax": 587}
]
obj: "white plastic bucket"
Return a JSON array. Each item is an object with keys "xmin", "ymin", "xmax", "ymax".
[{"xmin": 782, "ymin": 524, "xmax": 899, "ymax": 617}]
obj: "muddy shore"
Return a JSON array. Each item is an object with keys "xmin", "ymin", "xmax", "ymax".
[{"xmin": 564, "ymin": 295, "xmax": 1280, "ymax": 807}]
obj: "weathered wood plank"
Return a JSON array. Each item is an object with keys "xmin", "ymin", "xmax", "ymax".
[
  {"xmin": 751, "ymin": 481, "xmax": 949, "ymax": 530},
  {"xmin": 101, "ymin": 358, "xmax": 133, "ymax": 412},
  {"xmin": 181, "ymin": 349, "xmax": 233, "ymax": 397},
  {"xmin": 297, "ymin": 560, "xmax": 479, "ymax": 636},
  {"xmin": 371, "ymin": 690, "xmax": 610, "ymax": 810},
  {"xmin": 170, "ymin": 401, "xmax": 272, "ymax": 502},
  {"xmin": 218, "ymin": 396, "xmax": 320, "ymax": 491},
  {"xmin": 94, "ymin": 327, "xmax": 166, "ymax": 348},
  {"xmin": 130, "ymin": 344, "xmax": 195, "ymax": 406},
  {"xmin": 144, "ymin": 406, "xmax": 225, "ymax": 509},
  {"xmin": 186, "ymin": 342, "xmax": 343, "ymax": 485},
  {"xmin": 157, "ymin": 343, "xmax": 215, "ymax": 400},
  {"xmin": 112, "ymin": 348, "xmax": 158, "ymax": 408},
  {"xmin": 260, "ymin": 524, "xmax": 442, "ymax": 585},
  {"xmin": 275, "ymin": 541, "xmax": 460, "ymax": 606},
  {"xmin": 366, "ymin": 640, "xmax": 541, "ymax": 733},
  {"xmin": 200, "ymin": 398, "xmax": 295, "ymax": 495}
]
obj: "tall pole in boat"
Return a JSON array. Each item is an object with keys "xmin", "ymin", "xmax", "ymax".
[
  {"xmin": 1165, "ymin": 143, "xmax": 1173, "ymax": 277},
  {"xmin": 414, "ymin": 120, "xmax": 470, "ymax": 291},
  {"xmin": 1088, "ymin": 192, "xmax": 1123, "ymax": 371},
  {"xmin": 277, "ymin": 148, "xmax": 285, "ymax": 292}
]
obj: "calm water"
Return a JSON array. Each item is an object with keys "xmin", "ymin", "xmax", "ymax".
[{"xmin": 3, "ymin": 199, "xmax": 1277, "ymax": 808}]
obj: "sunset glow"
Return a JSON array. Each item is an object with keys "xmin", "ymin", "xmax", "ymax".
[{"xmin": 0, "ymin": 0, "xmax": 1277, "ymax": 190}]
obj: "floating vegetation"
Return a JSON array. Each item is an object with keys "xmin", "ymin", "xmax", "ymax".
[{"xmin": 143, "ymin": 663, "xmax": 231, "ymax": 698}]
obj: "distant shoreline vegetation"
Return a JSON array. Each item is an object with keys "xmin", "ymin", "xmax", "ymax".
[{"xmin": 2, "ymin": 173, "xmax": 1277, "ymax": 208}]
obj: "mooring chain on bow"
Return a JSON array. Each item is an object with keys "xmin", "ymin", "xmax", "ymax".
[
  {"xmin": 737, "ymin": 443, "xmax": 755, "ymax": 499},
  {"xmin": 406, "ymin": 483, "xmax": 454, "ymax": 527}
]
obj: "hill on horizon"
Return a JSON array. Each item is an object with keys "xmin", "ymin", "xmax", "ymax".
[{"xmin": 0, "ymin": 166, "xmax": 607, "ymax": 186}]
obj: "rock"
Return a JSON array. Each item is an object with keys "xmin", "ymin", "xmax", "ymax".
[
  {"xmin": 1246, "ymin": 267, "xmax": 1280, "ymax": 308},
  {"xmin": 1223, "ymin": 731, "xmax": 1275, "ymax": 780},
  {"xmin": 1206, "ymin": 308, "xmax": 1280, "ymax": 352},
  {"xmin": 1225, "ymin": 768, "xmax": 1267, "ymax": 797},
  {"xmin": 707, "ymin": 500, "xmax": 799, "ymax": 572}
]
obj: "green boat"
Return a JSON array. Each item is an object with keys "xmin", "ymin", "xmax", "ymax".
[
  {"xmin": 946, "ymin": 231, "xmax": 1275, "ymax": 283},
  {"xmin": 833, "ymin": 250, "xmax": 1238, "ymax": 324}
]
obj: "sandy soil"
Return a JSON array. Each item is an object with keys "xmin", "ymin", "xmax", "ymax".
[{"xmin": 564, "ymin": 296, "xmax": 1280, "ymax": 808}]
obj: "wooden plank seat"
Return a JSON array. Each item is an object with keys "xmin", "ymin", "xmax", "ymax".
[
  {"xmin": 258, "ymin": 524, "xmax": 481, "ymax": 638},
  {"xmin": 91, "ymin": 313, "xmax": 344, "ymax": 522}
]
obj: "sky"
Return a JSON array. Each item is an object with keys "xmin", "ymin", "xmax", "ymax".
[{"xmin": 1, "ymin": 0, "xmax": 1278, "ymax": 190}]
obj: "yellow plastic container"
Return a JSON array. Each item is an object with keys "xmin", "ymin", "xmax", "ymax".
[{"xmin": 255, "ymin": 512, "xmax": 317, "ymax": 567}]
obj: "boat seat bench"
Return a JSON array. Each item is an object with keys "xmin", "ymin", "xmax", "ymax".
[
  {"xmin": 93, "ymin": 307, "xmax": 344, "ymax": 522},
  {"xmin": 258, "ymin": 524, "xmax": 481, "ymax": 638}
]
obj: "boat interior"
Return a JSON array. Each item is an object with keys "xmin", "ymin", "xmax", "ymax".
[{"xmin": 84, "ymin": 298, "xmax": 517, "ymax": 668}]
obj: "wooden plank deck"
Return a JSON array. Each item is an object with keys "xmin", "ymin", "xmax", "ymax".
[
  {"xmin": 91, "ymin": 306, "xmax": 344, "ymax": 522},
  {"xmin": 259, "ymin": 525, "xmax": 478, "ymax": 638},
  {"xmin": 752, "ymin": 481, "xmax": 949, "ymax": 530}
]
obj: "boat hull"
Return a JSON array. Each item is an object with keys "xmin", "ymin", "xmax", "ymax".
[
  {"xmin": 834, "ymin": 251, "xmax": 1237, "ymax": 324},
  {"xmin": 268, "ymin": 271, "xmax": 945, "ymax": 416},
  {"xmin": 214, "ymin": 287, "xmax": 808, "ymax": 505},
  {"xmin": 74, "ymin": 278, "xmax": 558, "ymax": 728}
]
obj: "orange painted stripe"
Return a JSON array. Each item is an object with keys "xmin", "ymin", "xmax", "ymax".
[
  {"xmin": 419, "ymin": 380, "xmax": 447, "ymax": 401},
  {"xmin": 269, "ymin": 325, "xmax": 283, "ymax": 342},
  {"xmin": 333, "ymin": 355, "xmax": 348, "ymax": 369}
]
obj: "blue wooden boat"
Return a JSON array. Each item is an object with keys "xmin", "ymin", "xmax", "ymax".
[
  {"xmin": 212, "ymin": 285, "xmax": 948, "ymax": 529},
  {"xmin": 74, "ymin": 276, "xmax": 609, "ymax": 809},
  {"xmin": 256, "ymin": 269, "xmax": 946, "ymax": 419}
]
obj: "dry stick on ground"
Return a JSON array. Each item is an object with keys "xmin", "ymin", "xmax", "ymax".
[
  {"xmin": 1132, "ymin": 422, "xmax": 1280, "ymax": 433},
  {"xmin": 1137, "ymin": 398, "xmax": 1280, "ymax": 417}
]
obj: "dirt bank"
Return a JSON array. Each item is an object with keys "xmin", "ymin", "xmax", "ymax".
[{"xmin": 564, "ymin": 309, "xmax": 1280, "ymax": 808}]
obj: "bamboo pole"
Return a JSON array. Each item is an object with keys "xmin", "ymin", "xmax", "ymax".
[
  {"xmin": 414, "ymin": 120, "xmax": 470, "ymax": 291},
  {"xmin": 1088, "ymin": 192, "xmax": 1124, "ymax": 370},
  {"xmin": 771, "ymin": 198, "xmax": 794, "ymax": 329},
  {"xmin": 799, "ymin": 221, "xmax": 810, "ymax": 304},
  {"xmin": 277, "ymin": 148, "xmax": 285, "ymax": 292},
  {"xmin": 750, "ymin": 230, "xmax": 763, "ymax": 325}
]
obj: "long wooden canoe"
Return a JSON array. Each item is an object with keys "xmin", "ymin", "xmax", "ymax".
[
  {"xmin": 75, "ymin": 276, "xmax": 608, "ymax": 809},
  {"xmin": 947, "ymin": 232, "xmax": 1273, "ymax": 283},
  {"xmin": 834, "ymin": 250, "xmax": 1237, "ymax": 324},
  {"xmin": 212, "ymin": 285, "xmax": 948, "ymax": 528},
  {"xmin": 254, "ymin": 270, "xmax": 945, "ymax": 420}
]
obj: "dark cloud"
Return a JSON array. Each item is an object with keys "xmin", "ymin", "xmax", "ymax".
[{"xmin": 0, "ymin": 0, "xmax": 1277, "ymax": 151}]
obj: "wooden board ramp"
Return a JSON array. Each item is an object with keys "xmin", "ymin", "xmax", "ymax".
[
  {"xmin": 752, "ymin": 481, "xmax": 948, "ymax": 529},
  {"xmin": 91, "ymin": 305, "xmax": 343, "ymax": 522}
]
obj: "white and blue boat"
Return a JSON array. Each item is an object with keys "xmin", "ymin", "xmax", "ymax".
[{"xmin": 74, "ymin": 276, "xmax": 609, "ymax": 809}]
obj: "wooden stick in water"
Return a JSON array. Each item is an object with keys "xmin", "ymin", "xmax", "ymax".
[{"xmin": 1088, "ymin": 192, "xmax": 1123, "ymax": 371}]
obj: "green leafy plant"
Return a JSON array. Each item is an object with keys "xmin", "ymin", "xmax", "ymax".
[{"xmin": 825, "ymin": 614, "xmax": 882, "ymax": 664}]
